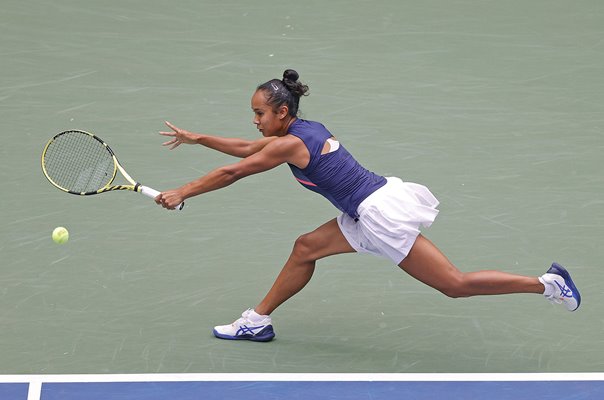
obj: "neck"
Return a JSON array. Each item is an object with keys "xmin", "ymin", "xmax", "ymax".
[{"xmin": 279, "ymin": 116, "xmax": 297, "ymax": 136}]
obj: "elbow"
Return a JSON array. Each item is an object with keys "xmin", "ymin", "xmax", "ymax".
[
  {"xmin": 240, "ymin": 144, "xmax": 254, "ymax": 158},
  {"xmin": 220, "ymin": 165, "xmax": 245, "ymax": 184}
]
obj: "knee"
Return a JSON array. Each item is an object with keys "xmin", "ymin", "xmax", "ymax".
[
  {"xmin": 436, "ymin": 273, "xmax": 470, "ymax": 299},
  {"xmin": 291, "ymin": 233, "xmax": 316, "ymax": 263},
  {"xmin": 440, "ymin": 287, "xmax": 468, "ymax": 299}
]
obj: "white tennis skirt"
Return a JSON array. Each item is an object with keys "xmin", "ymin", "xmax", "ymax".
[{"xmin": 337, "ymin": 177, "xmax": 439, "ymax": 265}]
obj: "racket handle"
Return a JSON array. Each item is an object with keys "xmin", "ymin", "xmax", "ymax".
[{"xmin": 139, "ymin": 185, "xmax": 185, "ymax": 210}]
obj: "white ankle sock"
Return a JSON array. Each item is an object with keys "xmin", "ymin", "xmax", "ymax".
[
  {"xmin": 248, "ymin": 309, "xmax": 268, "ymax": 322},
  {"xmin": 539, "ymin": 276, "xmax": 555, "ymax": 297}
]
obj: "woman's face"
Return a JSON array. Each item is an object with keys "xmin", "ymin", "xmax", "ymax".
[{"xmin": 251, "ymin": 90, "xmax": 288, "ymax": 137}]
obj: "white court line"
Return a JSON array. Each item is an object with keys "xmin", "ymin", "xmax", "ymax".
[
  {"xmin": 26, "ymin": 379, "xmax": 41, "ymax": 400},
  {"xmin": 1, "ymin": 373, "xmax": 604, "ymax": 384}
]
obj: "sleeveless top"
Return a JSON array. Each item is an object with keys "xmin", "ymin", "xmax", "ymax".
[{"xmin": 287, "ymin": 119, "xmax": 387, "ymax": 218}]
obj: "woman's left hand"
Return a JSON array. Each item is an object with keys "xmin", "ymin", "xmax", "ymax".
[{"xmin": 160, "ymin": 121, "xmax": 200, "ymax": 149}]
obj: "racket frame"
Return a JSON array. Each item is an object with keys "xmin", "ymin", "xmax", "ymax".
[{"xmin": 41, "ymin": 130, "xmax": 183, "ymax": 209}]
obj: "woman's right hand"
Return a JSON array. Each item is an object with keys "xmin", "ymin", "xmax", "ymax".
[{"xmin": 160, "ymin": 121, "xmax": 201, "ymax": 149}]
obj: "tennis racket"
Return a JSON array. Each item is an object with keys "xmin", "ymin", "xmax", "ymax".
[{"xmin": 41, "ymin": 129, "xmax": 184, "ymax": 210}]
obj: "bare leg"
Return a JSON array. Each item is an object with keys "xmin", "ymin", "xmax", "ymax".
[
  {"xmin": 399, "ymin": 234, "xmax": 544, "ymax": 297},
  {"xmin": 255, "ymin": 218, "xmax": 356, "ymax": 315}
]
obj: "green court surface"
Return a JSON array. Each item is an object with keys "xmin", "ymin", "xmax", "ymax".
[{"xmin": 1, "ymin": 0, "xmax": 603, "ymax": 374}]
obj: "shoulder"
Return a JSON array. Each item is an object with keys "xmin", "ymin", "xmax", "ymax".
[
  {"xmin": 259, "ymin": 134, "xmax": 308, "ymax": 168},
  {"xmin": 262, "ymin": 134, "xmax": 305, "ymax": 156},
  {"xmin": 289, "ymin": 119, "xmax": 328, "ymax": 133},
  {"xmin": 231, "ymin": 134, "xmax": 306, "ymax": 175}
]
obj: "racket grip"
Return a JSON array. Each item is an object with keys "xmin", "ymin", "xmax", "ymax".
[{"xmin": 139, "ymin": 185, "xmax": 185, "ymax": 210}]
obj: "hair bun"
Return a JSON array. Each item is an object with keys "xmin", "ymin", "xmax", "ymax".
[{"xmin": 283, "ymin": 69, "xmax": 299, "ymax": 82}]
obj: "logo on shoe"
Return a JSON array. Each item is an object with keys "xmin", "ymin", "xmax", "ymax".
[
  {"xmin": 554, "ymin": 281, "xmax": 573, "ymax": 299},
  {"xmin": 236, "ymin": 324, "xmax": 266, "ymax": 336}
]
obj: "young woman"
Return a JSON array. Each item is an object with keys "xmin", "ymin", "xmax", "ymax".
[{"xmin": 155, "ymin": 69, "xmax": 581, "ymax": 342}]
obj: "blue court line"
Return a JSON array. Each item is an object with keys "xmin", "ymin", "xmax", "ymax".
[{"xmin": 1, "ymin": 374, "xmax": 604, "ymax": 400}]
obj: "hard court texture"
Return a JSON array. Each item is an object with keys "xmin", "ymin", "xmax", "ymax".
[{"xmin": 1, "ymin": 0, "xmax": 603, "ymax": 374}]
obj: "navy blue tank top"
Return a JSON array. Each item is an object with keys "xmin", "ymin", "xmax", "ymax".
[{"xmin": 287, "ymin": 119, "xmax": 387, "ymax": 218}]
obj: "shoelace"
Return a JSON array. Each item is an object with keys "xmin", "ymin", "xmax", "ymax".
[{"xmin": 231, "ymin": 317, "xmax": 251, "ymax": 327}]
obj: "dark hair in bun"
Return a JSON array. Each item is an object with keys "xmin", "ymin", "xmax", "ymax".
[{"xmin": 257, "ymin": 69, "xmax": 309, "ymax": 117}]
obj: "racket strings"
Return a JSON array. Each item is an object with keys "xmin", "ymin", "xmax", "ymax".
[{"xmin": 43, "ymin": 131, "xmax": 115, "ymax": 193}]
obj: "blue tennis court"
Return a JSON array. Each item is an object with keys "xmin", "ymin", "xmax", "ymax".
[{"xmin": 2, "ymin": 374, "xmax": 604, "ymax": 400}]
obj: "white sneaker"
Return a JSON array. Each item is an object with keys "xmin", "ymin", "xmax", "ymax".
[
  {"xmin": 539, "ymin": 263, "xmax": 581, "ymax": 311},
  {"xmin": 213, "ymin": 309, "xmax": 275, "ymax": 342}
]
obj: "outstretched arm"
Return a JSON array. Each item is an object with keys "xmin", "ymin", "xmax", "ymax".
[
  {"xmin": 155, "ymin": 135, "xmax": 304, "ymax": 209},
  {"xmin": 160, "ymin": 121, "xmax": 277, "ymax": 158}
]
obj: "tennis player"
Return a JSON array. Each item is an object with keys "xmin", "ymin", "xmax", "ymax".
[{"xmin": 155, "ymin": 69, "xmax": 581, "ymax": 342}]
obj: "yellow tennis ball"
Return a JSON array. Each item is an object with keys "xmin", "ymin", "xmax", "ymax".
[{"xmin": 52, "ymin": 227, "xmax": 69, "ymax": 244}]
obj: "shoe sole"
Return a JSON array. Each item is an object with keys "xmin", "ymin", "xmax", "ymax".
[
  {"xmin": 547, "ymin": 262, "xmax": 581, "ymax": 311},
  {"xmin": 212, "ymin": 326, "xmax": 275, "ymax": 342}
]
